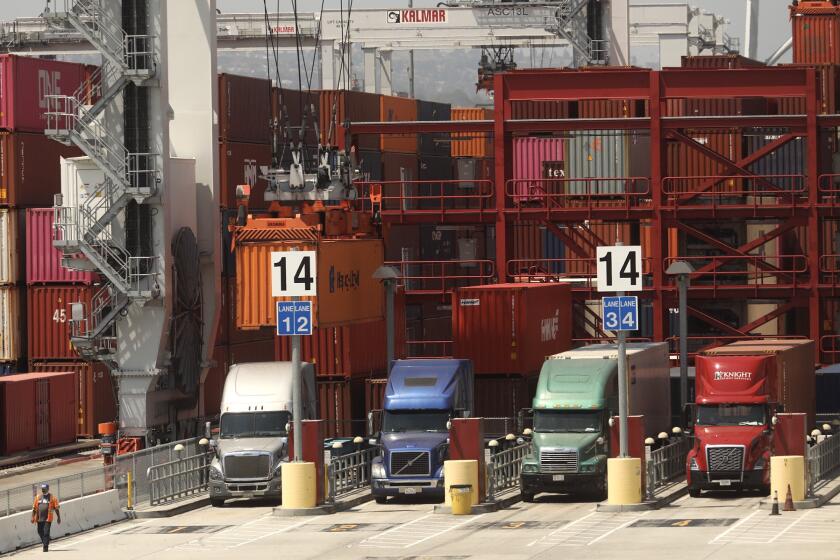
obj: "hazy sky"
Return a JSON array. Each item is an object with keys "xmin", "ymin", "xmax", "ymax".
[{"xmin": 2, "ymin": 0, "xmax": 793, "ymax": 61}]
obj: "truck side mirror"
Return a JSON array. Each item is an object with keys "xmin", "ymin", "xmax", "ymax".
[
  {"xmin": 204, "ymin": 421, "xmax": 212, "ymax": 440},
  {"xmin": 367, "ymin": 411, "xmax": 373, "ymax": 436},
  {"xmin": 683, "ymin": 403, "xmax": 696, "ymax": 431}
]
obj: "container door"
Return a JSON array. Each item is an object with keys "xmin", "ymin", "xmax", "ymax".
[{"xmin": 36, "ymin": 380, "xmax": 50, "ymax": 446}]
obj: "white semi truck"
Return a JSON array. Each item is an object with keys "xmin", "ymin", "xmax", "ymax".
[{"xmin": 208, "ymin": 361, "xmax": 316, "ymax": 506}]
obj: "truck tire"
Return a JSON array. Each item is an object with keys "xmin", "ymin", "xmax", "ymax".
[
  {"xmin": 592, "ymin": 482, "xmax": 607, "ymax": 502},
  {"xmin": 522, "ymin": 492, "xmax": 535, "ymax": 503},
  {"xmin": 210, "ymin": 498, "xmax": 225, "ymax": 508},
  {"xmin": 688, "ymin": 487, "xmax": 701, "ymax": 498},
  {"xmin": 375, "ymin": 496, "xmax": 388, "ymax": 504}
]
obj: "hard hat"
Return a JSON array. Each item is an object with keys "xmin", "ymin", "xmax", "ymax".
[{"xmin": 41, "ymin": 483, "xmax": 49, "ymax": 491}]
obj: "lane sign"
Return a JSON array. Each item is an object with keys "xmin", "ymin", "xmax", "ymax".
[
  {"xmin": 271, "ymin": 251, "xmax": 317, "ymax": 297},
  {"xmin": 596, "ymin": 245, "xmax": 642, "ymax": 292},
  {"xmin": 602, "ymin": 296, "xmax": 638, "ymax": 331},
  {"xmin": 276, "ymin": 301, "xmax": 312, "ymax": 336}
]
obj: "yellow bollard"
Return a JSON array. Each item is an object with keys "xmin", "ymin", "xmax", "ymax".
[
  {"xmin": 607, "ymin": 457, "xmax": 642, "ymax": 505},
  {"xmin": 770, "ymin": 455, "xmax": 805, "ymax": 502},
  {"xmin": 450, "ymin": 484, "xmax": 473, "ymax": 515},
  {"xmin": 127, "ymin": 471, "xmax": 133, "ymax": 510},
  {"xmin": 281, "ymin": 462, "xmax": 317, "ymax": 509},
  {"xmin": 444, "ymin": 460, "xmax": 479, "ymax": 507}
]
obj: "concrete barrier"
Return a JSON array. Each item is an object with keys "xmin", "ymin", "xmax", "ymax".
[{"xmin": 0, "ymin": 490, "xmax": 126, "ymax": 554}]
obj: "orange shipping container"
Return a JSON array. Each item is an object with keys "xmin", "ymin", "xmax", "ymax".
[
  {"xmin": 451, "ymin": 107, "xmax": 493, "ymax": 158},
  {"xmin": 318, "ymin": 90, "xmax": 381, "ymax": 151},
  {"xmin": 380, "ymin": 95, "xmax": 418, "ymax": 153},
  {"xmin": 791, "ymin": 3, "xmax": 840, "ymax": 64},
  {"xmin": 235, "ymin": 238, "xmax": 385, "ymax": 329}
]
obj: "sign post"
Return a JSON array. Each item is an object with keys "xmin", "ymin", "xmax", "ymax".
[
  {"xmin": 272, "ymin": 250, "xmax": 317, "ymax": 463},
  {"xmin": 596, "ymin": 243, "xmax": 642, "ymax": 459}
]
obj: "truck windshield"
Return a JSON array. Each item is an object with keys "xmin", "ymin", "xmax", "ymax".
[
  {"xmin": 534, "ymin": 410, "xmax": 601, "ymax": 433},
  {"xmin": 696, "ymin": 404, "xmax": 766, "ymax": 427},
  {"xmin": 219, "ymin": 411, "xmax": 291, "ymax": 438},
  {"xmin": 382, "ymin": 410, "xmax": 450, "ymax": 433}
]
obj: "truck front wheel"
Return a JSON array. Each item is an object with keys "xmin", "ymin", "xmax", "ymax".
[
  {"xmin": 689, "ymin": 487, "xmax": 701, "ymax": 498},
  {"xmin": 522, "ymin": 492, "xmax": 535, "ymax": 503},
  {"xmin": 375, "ymin": 496, "xmax": 388, "ymax": 504},
  {"xmin": 210, "ymin": 498, "xmax": 225, "ymax": 508}
]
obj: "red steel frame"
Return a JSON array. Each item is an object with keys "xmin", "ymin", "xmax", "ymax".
[{"xmin": 348, "ymin": 65, "xmax": 840, "ymax": 363}]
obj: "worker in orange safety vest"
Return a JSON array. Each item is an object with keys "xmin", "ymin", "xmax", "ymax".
[{"xmin": 31, "ymin": 483, "xmax": 61, "ymax": 552}]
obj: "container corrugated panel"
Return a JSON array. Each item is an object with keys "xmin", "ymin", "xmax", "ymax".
[
  {"xmin": 30, "ymin": 360, "xmax": 115, "ymax": 438},
  {"xmin": 542, "ymin": 227, "xmax": 565, "ymax": 274},
  {"xmin": 511, "ymin": 223, "xmax": 544, "ymax": 261},
  {"xmin": 27, "ymin": 285, "xmax": 93, "ymax": 360},
  {"xmin": 273, "ymin": 87, "xmax": 321, "ymax": 146},
  {"xmin": 418, "ymin": 155, "xmax": 453, "ymax": 209},
  {"xmin": 218, "ymin": 74, "xmax": 271, "ymax": 144},
  {"xmin": 228, "ymin": 339, "xmax": 276, "ymax": 366},
  {"xmin": 200, "ymin": 345, "xmax": 229, "ymax": 418},
  {"xmin": 364, "ymin": 378, "xmax": 387, "ymax": 414},
  {"xmin": 220, "ymin": 208, "xmax": 270, "ymax": 277},
  {"xmin": 792, "ymin": 7, "xmax": 840, "ymax": 64},
  {"xmin": 380, "ymin": 95, "xmax": 418, "ymax": 153},
  {"xmin": 0, "ymin": 55, "xmax": 86, "ymax": 133},
  {"xmin": 680, "ymin": 55, "xmax": 766, "ymax": 68},
  {"xmin": 382, "ymin": 153, "xmax": 418, "ymax": 210},
  {"xmin": 451, "ymin": 107, "xmax": 492, "ymax": 158},
  {"xmin": 578, "ymin": 100, "xmax": 637, "ymax": 118},
  {"xmin": 0, "ymin": 286, "xmax": 21, "ymax": 361},
  {"xmin": 26, "ymin": 208, "xmax": 97, "ymax": 284},
  {"xmin": 46, "ymin": 370, "xmax": 78, "ymax": 446},
  {"xmin": 219, "ymin": 141, "xmax": 273, "ymax": 209},
  {"xmin": 452, "ymin": 283, "xmax": 573, "ymax": 376},
  {"xmin": 777, "ymin": 63, "xmax": 839, "ymax": 115},
  {"xmin": 567, "ymin": 131, "xmax": 629, "ymax": 194},
  {"xmin": 225, "ymin": 279, "xmax": 273, "ymax": 345},
  {"xmin": 357, "ymin": 149, "xmax": 383, "ymax": 181},
  {"xmin": 512, "ymin": 137, "xmax": 564, "ymax": 202},
  {"xmin": 666, "ymin": 130, "xmax": 743, "ymax": 193},
  {"xmin": 317, "ymin": 379, "xmax": 355, "ymax": 438},
  {"xmin": 385, "ymin": 224, "xmax": 420, "ymax": 261},
  {"xmin": 0, "ymin": 373, "xmax": 35, "ymax": 454},
  {"xmin": 745, "ymin": 131, "xmax": 806, "ymax": 190},
  {"xmin": 0, "ymin": 208, "xmax": 20, "ymax": 285},
  {"xmin": 510, "ymin": 100, "xmax": 570, "ymax": 120},
  {"xmin": 318, "ymin": 90, "xmax": 381, "ymax": 151},
  {"xmin": 564, "ymin": 222, "xmax": 632, "ymax": 275},
  {"xmin": 417, "ymin": 100, "xmax": 451, "ymax": 157},
  {"xmin": 474, "ymin": 374, "xmax": 532, "ymax": 418},
  {"xmin": 0, "ymin": 132, "xmax": 82, "ymax": 207},
  {"xmin": 684, "ymin": 97, "xmax": 768, "ymax": 117}
]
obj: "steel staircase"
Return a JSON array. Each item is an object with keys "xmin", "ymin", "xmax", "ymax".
[
  {"xmin": 44, "ymin": 0, "xmax": 157, "ymax": 359},
  {"xmin": 546, "ymin": 0, "xmax": 606, "ymax": 65}
]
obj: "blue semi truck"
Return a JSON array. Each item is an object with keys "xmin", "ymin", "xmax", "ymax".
[{"xmin": 369, "ymin": 359, "xmax": 474, "ymax": 503}]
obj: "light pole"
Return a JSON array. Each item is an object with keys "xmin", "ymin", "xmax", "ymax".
[
  {"xmin": 373, "ymin": 265, "xmax": 400, "ymax": 371},
  {"xmin": 666, "ymin": 261, "xmax": 694, "ymax": 418}
]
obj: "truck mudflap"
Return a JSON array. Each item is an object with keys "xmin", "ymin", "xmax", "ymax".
[
  {"xmin": 521, "ymin": 472, "xmax": 604, "ymax": 497},
  {"xmin": 688, "ymin": 470, "xmax": 769, "ymax": 493},
  {"xmin": 371, "ymin": 478, "xmax": 445, "ymax": 498}
]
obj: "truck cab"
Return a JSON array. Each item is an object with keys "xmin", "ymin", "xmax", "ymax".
[
  {"xmin": 370, "ymin": 359, "xmax": 474, "ymax": 503},
  {"xmin": 208, "ymin": 362, "xmax": 316, "ymax": 507}
]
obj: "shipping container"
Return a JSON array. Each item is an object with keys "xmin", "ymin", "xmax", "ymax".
[
  {"xmin": 0, "ymin": 286, "xmax": 21, "ymax": 362},
  {"xmin": 0, "ymin": 208, "xmax": 20, "ymax": 285},
  {"xmin": 317, "ymin": 379, "xmax": 362, "ymax": 438},
  {"xmin": 454, "ymin": 157, "xmax": 494, "ymax": 191},
  {"xmin": 417, "ymin": 100, "xmax": 451, "ymax": 157},
  {"xmin": 683, "ymin": 97, "xmax": 768, "ymax": 117},
  {"xmin": 26, "ymin": 208, "xmax": 97, "ymax": 284},
  {"xmin": 542, "ymin": 226, "xmax": 565, "ymax": 274},
  {"xmin": 200, "ymin": 345, "xmax": 229, "ymax": 418},
  {"xmin": 452, "ymin": 283, "xmax": 573, "ymax": 376},
  {"xmin": 680, "ymin": 55, "xmax": 766, "ymax": 69},
  {"xmin": 364, "ymin": 377, "xmax": 387, "ymax": 414},
  {"xmin": 356, "ymin": 149, "xmax": 383, "ymax": 181},
  {"xmin": 777, "ymin": 64, "xmax": 840, "ymax": 115},
  {"xmin": 30, "ymin": 361, "xmax": 115, "ymax": 438},
  {"xmin": 224, "ymin": 279, "xmax": 273, "ymax": 345},
  {"xmin": 512, "ymin": 137, "xmax": 564, "ymax": 203},
  {"xmin": 473, "ymin": 374, "xmax": 534, "ymax": 419},
  {"xmin": 0, "ymin": 370, "xmax": 78, "ymax": 455},
  {"xmin": 273, "ymin": 87, "xmax": 321, "ymax": 146},
  {"xmin": 578, "ymin": 99, "xmax": 643, "ymax": 118},
  {"xmin": 381, "ymin": 152, "xmax": 418, "ymax": 210},
  {"xmin": 745, "ymin": 131, "xmax": 806, "ymax": 191},
  {"xmin": 510, "ymin": 100, "xmax": 570, "ymax": 120},
  {"xmin": 792, "ymin": 3, "xmax": 840, "ymax": 64},
  {"xmin": 510, "ymin": 222, "xmax": 544, "ymax": 262},
  {"xmin": 451, "ymin": 107, "xmax": 493, "ymax": 158},
  {"xmin": 380, "ymin": 95, "xmax": 418, "ymax": 153},
  {"xmin": 219, "ymin": 141, "xmax": 273, "ymax": 209},
  {"xmin": 227, "ymin": 339, "xmax": 276, "ymax": 366},
  {"xmin": 235, "ymin": 238, "xmax": 384, "ymax": 329},
  {"xmin": 27, "ymin": 285, "xmax": 93, "ymax": 360},
  {"xmin": 384, "ymin": 224, "xmax": 420, "ymax": 262},
  {"xmin": 567, "ymin": 131, "xmax": 630, "ymax": 195},
  {"xmin": 218, "ymin": 73, "xmax": 271, "ymax": 144},
  {"xmin": 666, "ymin": 130, "xmax": 743, "ymax": 195},
  {"xmin": 0, "ymin": 55, "xmax": 86, "ymax": 133},
  {"xmin": 418, "ymin": 154, "xmax": 453, "ymax": 209},
  {"xmin": 318, "ymin": 90, "xmax": 381, "ymax": 151},
  {"xmin": 0, "ymin": 132, "xmax": 82, "ymax": 207}
]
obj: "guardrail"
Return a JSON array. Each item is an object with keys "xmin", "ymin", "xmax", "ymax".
[
  {"xmin": 808, "ymin": 434, "xmax": 840, "ymax": 497},
  {"xmin": 148, "ymin": 452, "xmax": 212, "ymax": 506},
  {"xmin": 487, "ymin": 442, "xmax": 532, "ymax": 502},
  {"xmin": 645, "ymin": 437, "xmax": 691, "ymax": 501},
  {"xmin": 0, "ymin": 465, "xmax": 117, "ymax": 519},
  {"xmin": 113, "ymin": 437, "xmax": 207, "ymax": 506},
  {"xmin": 327, "ymin": 447, "xmax": 378, "ymax": 502}
]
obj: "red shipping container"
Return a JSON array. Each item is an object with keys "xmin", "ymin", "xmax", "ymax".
[
  {"xmin": 777, "ymin": 63, "xmax": 839, "ymax": 115},
  {"xmin": 578, "ymin": 99, "xmax": 642, "ymax": 118},
  {"xmin": 452, "ymin": 283, "xmax": 573, "ymax": 375},
  {"xmin": 228, "ymin": 338, "xmax": 276, "ymax": 366},
  {"xmin": 666, "ymin": 130, "xmax": 743, "ymax": 194},
  {"xmin": 218, "ymin": 74, "xmax": 271, "ymax": 144},
  {"xmin": 473, "ymin": 374, "xmax": 534, "ymax": 419},
  {"xmin": 791, "ymin": 3, "xmax": 840, "ymax": 64},
  {"xmin": 511, "ymin": 222, "xmax": 544, "ymax": 261},
  {"xmin": 200, "ymin": 345, "xmax": 229, "ymax": 418},
  {"xmin": 364, "ymin": 378, "xmax": 387, "ymax": 414},
  {"xmin": 680, "ymin": 55, "xmax": 765, "ymax": 69},
  {"xmin": 0, "ymin": 370, "xmax": 78, "ymax": 455},
  {"xmin": 317, "ymin": 379, "xmax": 363, "ymax": 438},
  {"xmin": 380, "ymin": 94, "xmax": 418, "ymax": 153},
  {"xmin": 219, "ymin": 141, "xmax": 273, "ymax": 209},
  {"xmin": 30, "ymin": 361, "xmax": 115, "ymax": 438},
  {"xmin": 273, "ymin": 87, "xmax": 321, "ymax": 146},
  {"xmin": 27, "ymin": 285, "xmax": 93, "ymax": 360},
  {"xmin": 0, "ymin": 55, "xmax": 86, "ymax": 133},
  {"xmin": 510, "ymin": 100, "xmax": 570, "ymax": 120},
  {"xmin": 319, "ymin": 90, "xmax": 381, "ymax": 151},
  {"xmin": 26, "ymin": 208, "xmax": 98, "ymax": 284},
  {"xmin": 0, "ymin": 132, "xmax": 82, "ymax": 207}
]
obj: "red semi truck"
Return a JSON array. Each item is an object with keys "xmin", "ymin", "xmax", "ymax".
[{"xmin": 686, "ymin": 340, "xmax": 815, "ymax": 497}]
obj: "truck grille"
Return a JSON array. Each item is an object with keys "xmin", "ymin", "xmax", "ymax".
[
  {"xmin": 540, "ymin": 449, "xmax": 578, "ymax": 473},
  {"xmin": 707, "ymin": 446, "xmax": 744, "ymax": 472},
  {"xmin": 390, "ymin": 451, "xmax": 430, "ymax": 476},
  {"xmin": 224, "ymin": 454, "xmax": 271, "ymax": 480}
]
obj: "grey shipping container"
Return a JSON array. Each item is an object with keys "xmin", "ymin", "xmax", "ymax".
[
  {"xmin": 419, "ymin": 155, "xmax": 454, "ymax": 209},
  {"xmin": 543, "ymin": 227, "xmax": 565, "ymax": 274},
  {"xmin": 567, "ymin": 131, "xmax": 630, "ymax": 195},
  {"xmin": 745, "ymin": 130, "xmax": 805, "ymax": 191},
  {"xmin": 418, "ymin": 100, "xmax": 451, "ymax": 157}
]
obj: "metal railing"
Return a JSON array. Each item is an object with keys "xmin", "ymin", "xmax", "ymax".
[
  {"xmin": 386, "ymin": 259, "xmax": 495, "ymax": 295},
  {"xmin": 0, "ymin": 466, "xmax": 117, "ymax": 518},
  {"xmin": 487, "ymin": 442, "xmax": 532, "ymax": 502},
  {"xmin": 662, "ymin": 174, "xmax": 807, "ymax": 207},
  {"xmin": 645, "ymin": 437, "xmax": 691, "ymax": 501},
  {"xmin": 507, "ymin": 257, "xmax": 655, "ymax": 286},
  {"xmin": 808, "ymin": 434, "xmax": 840, "ymax": 497},
  {"xmin": 327, "ymin": 447, "xmax": 378, "ymax": 502},
  {"xmin": 662, "ymin": 255, "xmax": 808, "ymax": 288},
  {"xmin": 148, "ymin": 452, "xmax": 212, "ymax": 506},
  {"xmin": 505, "ymin": 177, "xmax": 651, "ymax": 212},
  {"xmin": 356, "ymin": 180, "xmax": 495, "ymax": 215}
]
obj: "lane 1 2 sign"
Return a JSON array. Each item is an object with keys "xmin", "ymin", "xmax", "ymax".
[
  {"xmin": 596, "ymin": 245, "xmax": 642, "ymax": 292},
  {"xmin": 271, "ymin": 251, "xmax": 317, "ymax": 297},
  {"xmin": 276, "ymin": 301, "xmax": 313, "ymax": 336},
  {"xmin": 602, "ymin": 296, "xmax": 638, "ymax": 331}
]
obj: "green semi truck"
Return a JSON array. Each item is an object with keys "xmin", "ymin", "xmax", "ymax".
[{"xmin": 520, "ymin": 343, "xmax": 671, "ymax": 502}]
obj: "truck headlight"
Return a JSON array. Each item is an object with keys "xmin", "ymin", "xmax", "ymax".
[
  {"xmin": 273, "ymin": 460, "xmax": 285, "ymax": 474},
  {"xmin": 372, "ymin": 463, "xmax": 386, "ymax": 479},
  {"xmin": 522, "ymin": 463, "xmax": 538, "ymax": 473},
  {"xmin": 754, "ymin": 456, "xmax": 767, "ymax": 470},
  {"xmin": 580, "ymin": 463, "xmax": 595, "ymax": 473},
  {"xmin": 209, "ymin": 466, "xmax": 223, "ymax": 481},
  {"xmin": 689, "ymin": 458, "xmax": 699, "ymax": 471}
]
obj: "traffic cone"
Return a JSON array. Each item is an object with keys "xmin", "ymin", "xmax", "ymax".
[
  {"xmin": 783, "ymin": 484, "xmax": 796, "ymax": 512},
  {"xmin": 770, "ymin": 491, "xmax": 780, "ymax": 515}
]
